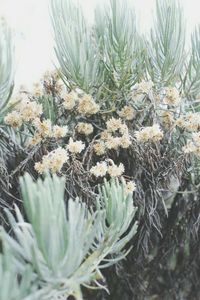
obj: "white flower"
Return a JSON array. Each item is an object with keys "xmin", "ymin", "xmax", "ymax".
[
  {"xmin": 163, "ymin": 87, "xmax": 181, "ymax": 106},
  {"xmin": 125, "ymin": 181, "xmax": 136, "ymax": 195},
  {"xmin": 4, "ymin": 111, "xmax": 23, "ymax": 128},
  {"xmin": 118, "ymin": 106, "xmax": 135, "ymax": 120},
  {"xmin": 76, "ymin": 122, "xmax": 93, "ymax": 135},
  {"xmin": 135, "ymin": 124, "xmax": 163, "ymax": 143},
  {"xmin": 93, "ymin": 142, "xmax": 106, "ymax": 156},
  {"xmin": 62, "ymin": 91, "xmax": 78, "ymax": 110},
  {"xmin": 33, "ymin": 118, "xmax": 52, "ymax": 137},
  {"xmin": 106, "ymin": 117, "xmax": 123, "ymax": 133},
  {"xmin": 77, "ymin": 94, "xmax": 100, "ymax": 115},
  {"xmin": 90, "ymin": 161, "xmax": 108, "ymax": 177},
  {"xmin": 133, "ymin": 80, "xmax": 154, "ymax": 94},
  {"xmin": 107, "ymin": 162, "xmax": 124, "ymax": 177},
  {"xmin": 35, "ymin": 147, "xmax": 69, "ymax": 174},
  {"xmin": 67, "ymin": 138, "xmax": 85, "ymax": 154},
  {"xmin": 52, "ymin": 125, "xmax": 68, "ymax": 139}
]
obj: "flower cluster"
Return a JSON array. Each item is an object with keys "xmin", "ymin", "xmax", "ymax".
[
  {"xmin": 124, "ymin": 181, "xmax": 137, "ymax": 196},
  {"xmin": 77, "ymin": 94, "xmax": 100, "ymax": 115},
  {"xmin": 4, "ymin": 111, "xmax": 23, "ymax": 128},
  {"xmin": 90, "ymin": 161, "xmax": 108, "ymax": 177},
  {"xmin": 4, "ymin": 95, "xmax": 43, "ymax": 127},
  {"xmin": 131, "ymin": 80, "xmax": 154, "ymax": 102},
  {"xmin": 62, "ymin": 91, "xmax": 78, "ymax": 110},
  {"xmin": 176, "ymin": 112, "xmax": 200, "ymax": 131},
  {"xmin": 90, "ymin": 160, "xmax": 124, "ymax": 178},
  {"xmin": 94, "ymin": 118, "xmax": 131, "ymax": 154},
  {"xmin": 134, "ymin": 80, "xmax": 154, "ymax": 94},
  {"xmin": 62, "ymin": 92, "xmax": 100, "ymax": 115},
  {"xmin": 118, "ymin": 105, "xmax": 135, "ymax": 120},
  {"xmin": 135, "ymin": 124, "xmax": 164, "ymax": 143},
  {"xmin": 35, "ymin": 147, "xmax": 69, "ymax": 174},
  {"xmin": 183, "ymin": 132, "xmax": 200, "ymax": 156},
  {"xmin": 159, "ymin": 111, "xmax": 174, "ymax": 128},
  {"xmin": 163, "ymin": 87, "xmax": 181, "ymax": 106},
  {"xmin": 67, "ymin": 138, "xmax": 85, "ymax": 154},
  {"xmin": 76, "ymin": 122, "xmax": 93, "ymax": 135}
]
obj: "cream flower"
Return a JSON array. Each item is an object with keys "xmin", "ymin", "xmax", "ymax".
[
  {"xmin": 52, "ymin": 125, "xmax": 68, "ymax": 139},
  {"xmin": 35, "ymin": 147, "xmax": 69, "ymax": 174},
  {"xmin": 90, "ymin": 161, "xmax": 108, "ymax": 177},
  {"xmin": 62, "ymin": 91, "xmax": 78, "ymax": 110},
  {"xmin": 176, "ymin": 112, "xmax": 200, "ymax": 131},
  {"xmin": 76, "ymin": 122, "xmax": 94, "ymax": 135},
  {"xmin": 33, "ymin": 118, "xmax": 52, "ymax": 137},
  {"xmin": 107, "ymin": 162, "xmax": 125, "ymax": 177},
  {"xmin": 135, "ymin": 124, "xmax": 163, "ymax": 143},
  {"xmin": 160, "ymin": 111, "xmax": 174, "ymax": 128},
  {"xmin": 134, "ymin": 80, "xmax": 154, "ymax": 94},
  {"xmin": 4, "ymin": 111, "xmax": 23, "ymax": 128},
  {"xmin": 118, "ymin": 106, "xmax": 135, "ymax": 120},
  {"xmin": 183, "ymin": 141, "xmax": 196, "ymax": 154},
  {"xmin": 106, "ymin": 117, "xmax": 123, "ymax": 133},
  {"xmin": 120, "ymin": 135, "xmax": 132, "ymax": 148},
  {"xmin": 100, "ymin": 130, "xmax": 112, "ymax": 141},
  {"xmin": 77, "ymin": 94, "xmax": 100, "ymax": 115},
  {"xmin": 55, "ymin": 78, "xmax": 66, "ymax": 95},
  {"xmin": 125, "ymin": 181, "xmax": 137, "ymax": 195},
  {"xmin": 105, "ymin": 136, "xmax": 121, "ymax": 150},
  {"xmin": 34, "ymin": 162, "xmax": 46, "ymax": 174},
  {"xmin": 183, "ymin": 131, "xmax": 200, "ymax": 156},
  {"xmin": 163, "ymin": 87, "xmax": 181, "ymax": 106},
  {"xmin": 67, "ymin": 137, "xmax": 85, "ymax": 154},
  {"xmin": 20, "ymin": 100, "xmax": 43, "ymax": 122},
  {"xmin": 93, "ymin": 142, "xmax": 106, "ymax": 156},
  {"xmin": 28, "ymin": 132, "xmax": 42, "ymax": 146}
]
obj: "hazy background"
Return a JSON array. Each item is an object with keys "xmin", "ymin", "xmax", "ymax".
[{"xmin": 1, "ymin": 0, "xmax": 200, "ymax": 88}]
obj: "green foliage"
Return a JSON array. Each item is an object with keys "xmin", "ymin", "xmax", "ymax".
[
  {"xmin": 51, "ymin": 0, "xmax": 100, "ymax": 93},
  {"xmin": 1, "ymin": 174, "xmax": 137, "ymax": 299},
  {"xmin": 183, "ymin": 26, "xmax": 200, "ymax": 99},
  {"xmin": 146, "ymin": 0, "xmax": 186, "ymax": 86},
  {"xmin": 0, "ymin": 17, "xmax": 14, "ymax": 118},
  {"xmin": 0, "ymin": 250, "xmax": 34, "ymax": 300}
]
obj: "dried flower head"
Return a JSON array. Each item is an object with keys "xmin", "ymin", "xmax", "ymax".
[
  {"xmin": 107, "ymin": 161, "xmax": 125, "ymax": 177},
  {"xmin": 134, "ymin": 80, "xmax": 154, "ymax": 94},
  {"xmin": 93, "ymin": 141, "xmax": 106, "ymax": 156},
  {"xmin": 77, "ymin": 94, "xmax": 100, "ymax": 115},
  {"xmin": 67, "ymin": 137, "xmax": 85, "ymax": 154},
  {"xmin": 90, "ymin": 161, "xmax": 108, "ymax": 177},
  {"xmin": 52, "ymin": 125, "xmax": 68, "ymax": 139},
  {"xmin": 28, "ymin": 132, "xmax": 42, "ymax": 146},
  {"xmin": 106, "ymin": 117, "xmax": 123, "ymax": 133},
  {"xmin": 160, "ymin": 111, "xmax": 174, "ymax": 128},
  {"xmin": 20, "ymin": 100, "xmax": 43, "ymax": 122},
  {"xmin": 62, "ymin": 91, "xmax": 78, "ymax": 110},
  {"xmin": 35, "ymin": 147, "xmax": 69, "ymax": 174},
  {"xmin": 163, "ymin": 87, "xmax": 181, "ymax": 106},
  {"xmin": 4, "ymin": 111, "xmax": 23, "ymax": 128},
  {"xmin": 176, "ymin": 112, "xmax": 200, "ymax": 131},
  {"xmin": 33, "ymin": 118, "xmax": 52, "ymax": 137},
  {"xmin": 118, "ymin": 106, "xmax": 135, "ymax": 120},
  {"xmin": 135, "ymin": 124, "xmax": 164, "ymax": 143},
  {"xmin": 76, "ymin": 122, "xmax": 94, "ymax": 135},
  {"xmin": 120, "ymin": 135, "xmax": 132, "ymax": 148},
  {"xmin": 125, "ymin": 181, "xmax": 137, "ymax": 195}
]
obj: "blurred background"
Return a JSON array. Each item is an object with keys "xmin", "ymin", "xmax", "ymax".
[{"xmin": 0, "ymin": 0, "xmax": 200, "ymax": 88}]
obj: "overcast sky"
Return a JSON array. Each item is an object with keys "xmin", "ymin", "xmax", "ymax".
[{"xmin": 1, "ymin": 0, "xmax": 200, "ymax": 88}]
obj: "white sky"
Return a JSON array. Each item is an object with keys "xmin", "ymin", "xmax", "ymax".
[{"xmin": 1, "ymin": 0, "xmax": 200, "ymax": 89}]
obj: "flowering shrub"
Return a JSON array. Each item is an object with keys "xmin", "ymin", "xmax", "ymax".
[{"xmin": 2, "ymin": 0, "xmax": 200, "ymax": 299}]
